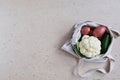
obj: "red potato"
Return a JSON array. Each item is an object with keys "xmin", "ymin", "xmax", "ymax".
[
  {"xmin": 81, "ymin": 25, "xmax": 90, "ymax": 35},
  {"xmin": 93, "ymin": 25, "xmax": 107, "ymax": 39}
]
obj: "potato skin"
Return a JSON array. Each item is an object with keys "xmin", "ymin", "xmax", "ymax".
[
  {"xmin": 93, "ymin": 25, "xmax": 107, "ymax": 39},
  {"xmin": 81, "ymin": 25, "xmax": 90, "ymax": 35}
]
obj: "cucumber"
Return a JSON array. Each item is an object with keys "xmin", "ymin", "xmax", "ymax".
[{"xmin": 101, "ymin": 33, "xmax": 111, "ymax": 53}]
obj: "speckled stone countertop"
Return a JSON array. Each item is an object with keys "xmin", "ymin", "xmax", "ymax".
[{"xmin": 0, "ymin": 0, "xmax": 120, "ymax": 80}]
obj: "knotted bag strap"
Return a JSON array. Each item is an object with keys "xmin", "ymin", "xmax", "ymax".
[{"xmin": 73, "ymin": 55, "xmax": 114, "ymax": 78}]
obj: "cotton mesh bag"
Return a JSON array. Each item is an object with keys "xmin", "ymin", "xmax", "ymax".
[{"xmin": 61, "ymin": 21, "xmax": 120, "ymax": 77}]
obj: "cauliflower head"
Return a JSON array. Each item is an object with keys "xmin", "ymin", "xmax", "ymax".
[{"xmin": 79, "ymin": 35, "xmax": 101, "ymax": 58}]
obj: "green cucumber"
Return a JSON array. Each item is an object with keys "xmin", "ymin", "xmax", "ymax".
[{"xmin": 101, "ymin": 33, "xmax": 111, "ymax": 53}]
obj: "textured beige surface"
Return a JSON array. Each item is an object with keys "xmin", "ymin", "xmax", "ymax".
[{"xmin": 0, "ymin": 0, "xmax": 120, "ymax": 80}]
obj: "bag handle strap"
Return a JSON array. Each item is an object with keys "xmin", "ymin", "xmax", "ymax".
[{"xmin": 73, "ymin": 55, "xmax": 115, "ymax": 78}]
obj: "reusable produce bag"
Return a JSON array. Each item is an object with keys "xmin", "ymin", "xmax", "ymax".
[{"xmin": 61, "ymin": 21, "xmax": 120, "ymax": 77}]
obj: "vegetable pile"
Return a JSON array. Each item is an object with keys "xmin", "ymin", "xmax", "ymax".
[{"xmin": 73, "ymin": 25, "xmax": 111, "ymax": 58}]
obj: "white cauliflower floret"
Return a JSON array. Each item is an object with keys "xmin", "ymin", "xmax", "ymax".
[{"xmin": 79, "ymin": 35, "xmax": 101, "ymax": 58}]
